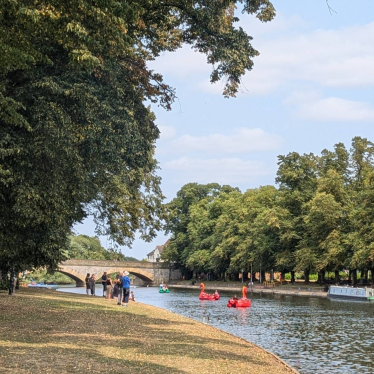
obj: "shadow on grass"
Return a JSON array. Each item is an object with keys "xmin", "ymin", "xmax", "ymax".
[
  {"xmin": 0, "ymin": 290, "xmax": 278, "ymax": 372},
  {"xmin": 0, "ymin": 345, "xmax": 187, "ymax": 374}
]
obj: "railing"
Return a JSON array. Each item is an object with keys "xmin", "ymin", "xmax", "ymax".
[
  {"xmin": 272, "ymin": 284, "xmax": 326, "ymax": 292},
  {"xmin": 263, "ymin": 281, "xmax": 275, "ymax": 288}
]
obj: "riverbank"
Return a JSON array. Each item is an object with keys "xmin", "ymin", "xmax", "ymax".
[
  {"xmin": 0, "ymin": 289, "xmax": 297, "ymax": 374},
  {"xmin": 168, "ymin": 281, "xmax": 328, "ymax": 299}
]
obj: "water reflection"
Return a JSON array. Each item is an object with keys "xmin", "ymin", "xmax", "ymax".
[{"xmin": 58, "ymin": 286, "xmax": 374, "ymax": 374}]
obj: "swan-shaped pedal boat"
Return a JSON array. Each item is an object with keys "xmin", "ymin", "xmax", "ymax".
[
  {"xmin": 199, "ymin": 283, "xmax": 220, "ymax": 300},
  {"xmin": 227, "ymin": 286, "xmax": 251, "ymax": 308}
]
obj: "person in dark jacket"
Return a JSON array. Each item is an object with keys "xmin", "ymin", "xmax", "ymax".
[
  {"xmin": 121, "ymin": 271, "xmax": 131, "ymax": 307},
  {"xmin": 112, "ymin": 279, "xmax": 119, "ymax": 299},
  {"xmin": 101, "ymin": 272, "xmax": 107, "ymax": 297},
  {"xmin": 116, "ymin": 271, "xmax": 123, "ymax": 305},
  {"xmin": 85, "ymin": 273, "xmax": 90, "ymax": 295}
]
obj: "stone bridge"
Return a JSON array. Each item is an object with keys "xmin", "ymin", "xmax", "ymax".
[{"xmin": 58, "ymin": 259, "xmax": 181, "ymax": 287}]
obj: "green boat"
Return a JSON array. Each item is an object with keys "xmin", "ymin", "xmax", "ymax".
[{"xmin": 159, "ymin": 288, "xmax": 169, "ymax": 293}]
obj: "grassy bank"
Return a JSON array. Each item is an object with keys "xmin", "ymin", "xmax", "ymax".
[{"xmin": 0, "ymin": 289, "xmax": 296, "ymax": 374}]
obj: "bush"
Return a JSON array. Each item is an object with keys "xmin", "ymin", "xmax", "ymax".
[
  {"xmin": 25, "ymin": 269, "xmax": 74, "ymax": 284},
  {"xmin": 0, "ymin": 280, "xmax": 8, "ymax": 290},
  {"xmin": 284, "ymin": 272, "xmax": 318, "ymax": 281}
]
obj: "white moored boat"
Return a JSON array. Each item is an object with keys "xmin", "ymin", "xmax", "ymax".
[{"xmin": 328, "ymin": 285, "xmax": 374, "ymax": 301}]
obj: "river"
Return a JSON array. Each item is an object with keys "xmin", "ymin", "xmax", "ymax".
[{"xmin": 58, "ymin": 285, "xmax": 374, "ymax": 374}]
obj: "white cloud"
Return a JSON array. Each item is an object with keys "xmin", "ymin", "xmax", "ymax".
[
  {"xmin": 238, "ymin": 12, "xmax": 310, "ymax": 38},
  {"xmin": 150, "ymin": 15, "xmax": 374, "ymax": 96},
  {"xmin": 148, "ymin": 45, "xmax": 210, "ymax": 78},
  {"xmin": 295, "ymin": 97, "xmax": 374, "ymax": 122},
  {"xmin": 164, "ymin": 157, "xmax": 268, "ymax": 184},
  {"xmin": 171, "ymin": 128, "xmax": 283, "ymax": 153},
  {"xmin": 237, "ymin": 21, "xmax": 374, "ymax": 93},
  {"xmin": 158, "ymin": 125, "xmax": 176, "ymax": 140},
  {"xmin": 284, "ymin": 90, "xmax": 321, "ymax": 105},
  {"xmin": 198, "ymin": 70, "xmax": 281, "ymax": 96}
]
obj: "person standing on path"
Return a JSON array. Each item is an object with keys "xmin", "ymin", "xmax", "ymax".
[
  {"xmin": 105, "ymin": 275, "xmax": 113, "ymax": 300},
  {"xmin": 112, "ymin": 278, "xmax": 119, "ymax": 299},
  {"xmin": 116, "ymin": 271, "xmax": 123, "ymax": 305},
  {"xmin": 121, "ymin": 271, "xmax": 131, "ymax": 307},
  {"xmin": 101, "ymin": 272, "xmax": 108, "ymax": 297},
  {"xmin": 85, "ymin": 273, "xmax": 90, "ymax": 295},
  {"xmin": 89, "ymin": 274, "xmax": 96, "ymax": 296}
]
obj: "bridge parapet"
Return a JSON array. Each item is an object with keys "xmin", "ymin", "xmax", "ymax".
[
  {"xmin": 61, "ymin": 259, "xmax": 170, "ymax": 269},
  {"xmin": 58, "ymin": 259, "xmax": 180, "ymax": 287}
]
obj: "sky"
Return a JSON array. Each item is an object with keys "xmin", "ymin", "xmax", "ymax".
[{"xmin": 75, "ymin": 0, "xmax": 374, "ymax": 259}]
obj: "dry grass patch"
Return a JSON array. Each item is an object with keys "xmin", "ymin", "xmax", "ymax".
[{"xmin": 0, "ymin": 289, "xmax": 297, "ymax": 374}]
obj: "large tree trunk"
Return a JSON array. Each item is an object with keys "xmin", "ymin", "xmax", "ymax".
[
  {"xmin": 318, "ymin": 270, "xmax": 324, "ymax": 285},
  {"xmin": 371, "ymin": 269, "xmax": 374, "ymax": 285},
  {"xmin": 8, "ymin": 269, "xmax": 15, "ymax": 296},
  {"xmin": 260, "ymin": 270, "xmax": 266, "ymax": 284},
  {"xmin": 364, "ymin": 270, "xmax": 368, "ymax": 285},
  {"xmin": 304, "ymin": 269, "xmax": 310, "ymax": 284},
  {"xmin": 291, "ymin": 270, "xmax": 295, "ymax": 284},
  {"xmin": 349, "ymin": 269, "xmax": 352, "ymax": 285},
  {"xmin": 352, "ymin": 269, "xmax": 357, "ymax": 287},
  {"xmin": 281, "ymin": 270, "xmax": 286, "ymax": 284},
  {"xmin": 334, "ymin": 270, "xmax": 340, "ymax": 285}
]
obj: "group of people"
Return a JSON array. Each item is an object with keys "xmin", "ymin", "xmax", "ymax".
[
  {"xmin": 84, "ymin": 271, "xmax": 135, "ymax": 307},
  {"xmin": 159, "ymin": 283, "xmax": 169, "ymax": 291}
]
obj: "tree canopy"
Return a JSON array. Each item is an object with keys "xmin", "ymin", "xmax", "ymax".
[
  {"xmin": 163, "ymin": 137, "xmax": 374, "ymax": 285},
  {"xmin": 68, "ymin": 234, "xmax": 139, "ymax": 261},
  {"xmin": 0, "ymin": 0, "xmax": 276, "ymax": 275}
]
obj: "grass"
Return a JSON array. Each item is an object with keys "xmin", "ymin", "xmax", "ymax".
[{"xmin": 0, "ymin": 289, "xmax": 296, "ymax": 374}]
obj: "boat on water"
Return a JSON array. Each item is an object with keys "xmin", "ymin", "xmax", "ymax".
[
  {"xmin": 328, "ymin": 285, "xmax": 374, "ymax": 301},
  {"xmin": 199, "ymin": 292, "xmax": 219, "ymax": 300},
  {"xmin": 227, "ymin": 298, "xmax": 251, "ymax": 308},
  {"xmin": 159, "ymin": 283, "xmax": 169, "ymax": 293},
  {"xmin": 227, "ymin": 285, "xmax": 251, "ymax": 308},
  {"xmin": 28, "ymin": 281, "xmax": 58, "ymax": 290},
  {"xmin": 198, "ymin": 283, "xmax": 220, "ymax": 300}
]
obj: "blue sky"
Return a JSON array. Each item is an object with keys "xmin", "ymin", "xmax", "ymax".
[{"xmin": 75, "ymin": 0, "xmax": 374, "ymax": 259}]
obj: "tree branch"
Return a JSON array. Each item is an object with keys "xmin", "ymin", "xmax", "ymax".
[{"xmin": 326, "ymin": 0, "xmax": 337, "ymax": 16}]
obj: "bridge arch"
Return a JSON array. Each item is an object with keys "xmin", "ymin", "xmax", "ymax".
[
  {"xmin": 57, "ymin": 265, "xmax": 155, "ymax": 287},
  {"xmin": 57, "ymin": 259, "xmax": 177, "ymax": 287},
  {"xmin": 100, "ymin": 267, "xmax": 154, "ymax": 283},
  {"xmin": 56, "ymin": 267, "xmax": 86, "ymax": 287}
]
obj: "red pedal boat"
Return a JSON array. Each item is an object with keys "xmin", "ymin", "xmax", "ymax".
[
  {"xmin": 199, "ymin": 283, "xmax": 220, "ymax": 300},
  {"xmin": 227, "ymin": 286, "xmax": 251, "ymax": 308}
]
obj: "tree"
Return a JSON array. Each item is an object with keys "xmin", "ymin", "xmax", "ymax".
[
  {"xmin": 345, "ymin": 138, "xmax": 374, "ymax": 284},
  {"xmin": 68, "ymin": 234, "xmax": 139, "ymax": 261},
  {"xmin": 162, "ymin": 183, "xmax": 225, "ymax": 265},
  {"xmin": 186, "ymin": 187, "xmax": 240, "ymax": 277},
  {"xmin": 276, "ymin": 152, "xmax": 318, "ymax": 282},
  {"xmin": 186, "ymin": 250, "xmax": 211, "ymax": 274},
  {"xmin": 68, "ymin": 235, "xmax": 107, "ymax": 260},
  {"xmin": 0, "ymin": 0, "xmax": 276, "ymax": 276}
]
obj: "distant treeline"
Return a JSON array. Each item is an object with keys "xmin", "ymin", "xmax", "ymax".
[
  {"xmin": 25, "ymin": 234, "xmax": 139, "ymax": 284},
  {"xmin": 162, "ymin": 137, "xmax": 374, "ymax": 285},
  {"xmin": 67, "ymin": 234, "xmax": 139, "ymax": 262}
]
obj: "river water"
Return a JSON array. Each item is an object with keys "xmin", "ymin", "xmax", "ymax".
[{"xmin": 58, "ymin": 286, "xmax": 374, "ymax": 374}]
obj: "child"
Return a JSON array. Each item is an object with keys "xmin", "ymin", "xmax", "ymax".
[{"xmin": 130, "ymin": 291, "xmax": 136, "ymax": 302}]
